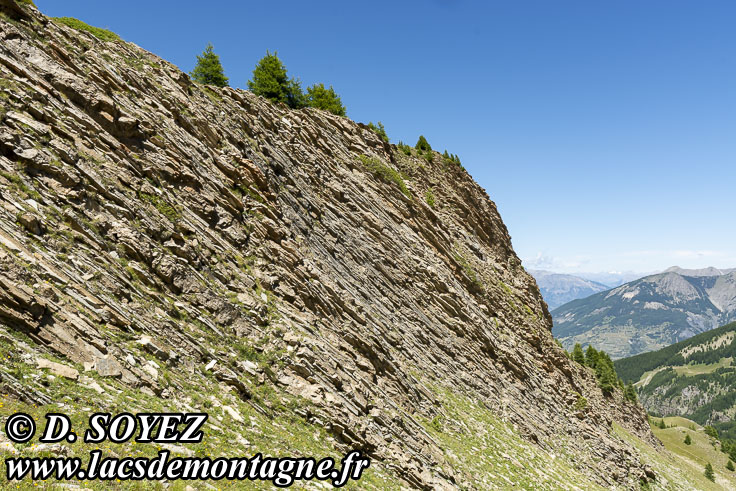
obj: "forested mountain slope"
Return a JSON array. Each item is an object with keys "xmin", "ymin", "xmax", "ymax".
[
  {"xmin": 616, "ymin": 322, "xmax": 736, "ymax": 439},
  {"xmin": 554, "ymin": 269, "xmax": 736, "ymax": 358}
]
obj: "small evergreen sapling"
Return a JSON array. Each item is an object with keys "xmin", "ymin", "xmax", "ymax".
[
  {"xmin": 684, "ymin": 434, "xmax": 691, "ymax": 445},
  {"xmin": 306, "ymin": 83, "xmax": 346, "ymax": 116},
  {"xmin": 726, "ymin": 460, "xmax": 734, "ymax": 472},
  {"xmin": 190, "ymin": 44, "xmax": 229, "ymax": 87},
  {"xmin": 415, "ymin": 135, "xmax": 432, "ymax": 152},
  {"xmin": 368, "ymin": 122, "xmax": 388, "ymax": 142},
  {"xmin": 705, "ymin": 462, "xmax": 715, "ymax": 482}
]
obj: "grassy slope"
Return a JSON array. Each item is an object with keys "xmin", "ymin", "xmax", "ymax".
[
  {"xmin": 418, "ymin": 385, "xmax": 603, "ymax": 490},
  {"xmin": 0, "ymin": 357, "xmax": 606, "ymax": 489},
  {"xmin": 673, "ymin": 357, "xmax": 732, "ymax": 377},
  {"xmin": 615, "ymin": 416, "xmax": 736, "ymax": 490},
  {"xmin": 0, "ymin": 331, "xmax": 398, "ymax": 490}
]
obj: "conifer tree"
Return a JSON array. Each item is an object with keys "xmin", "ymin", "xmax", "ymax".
[
  {"xmin": 624, "ymin": 383, "xmax": 638, "ymax": 403},
  {"xmin": 705, "ymin": 425, "xmax": 719, "ymax": 439},
  {"xmin": 415, "ymin": 135, "xmax": 432, "ymax": 152},
  {"xmin": 585, "ymin": 345, "xmax": 599, "ymax": 368},
  {"xmin": 705, "ymin": 462, "xmax": 715, "ymax": 482},
  {"xmin": 190, "ymin": 44, "xmax": 229, "ymax": 87},
  {"xmin": 572, "ymin": 343, "xmax": 585, "ymax": 365},
  {"xmin": 306, "ymin": 83, "xmax": 346, "ymax": 116},
  {"xmin": 684, "ymin": 434, "xmax": 692, "ymax": 445},
  {"xmin": 248, "ymin": 51, "xmax": 305, "ymax": 109},
  {"xmin": 598, "ymin": 360, "xmax": 617, "ymax": 395},
  {"xmin": 658, "ymin": 418, "xmax": 666, "ymax": 429},
  {"xmin": 285, "ymin": 77, "xmax": 307, "ymax": 110},
  {"xmin": 727, "ymin": 460, "xmax": 734, "ymax": 472}
]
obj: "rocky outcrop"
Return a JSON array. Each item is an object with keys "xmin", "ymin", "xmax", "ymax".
[{"xmin": 0, "ymin": 2, "xmax": 657, "ymax": 488}]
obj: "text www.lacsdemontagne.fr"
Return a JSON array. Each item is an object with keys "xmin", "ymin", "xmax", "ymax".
[{"xmin": 6, "ymin": 449, "xmax": 370, "ymax": 487}]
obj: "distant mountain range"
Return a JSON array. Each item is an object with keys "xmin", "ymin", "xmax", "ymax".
[
  {"xmin": 552, "ymin": 266, "xmax": 736, "ymax": 359},
  {"xmin": 529, "ymin": 270, "xmax": 610, "ymax": 310},
  {"xmin": 573, "ymin": 271, "xmax": 650, "ymax": 288},
  {"xmin": 615, "ymin": 321, "xmax": 736, "ymax": 440}
]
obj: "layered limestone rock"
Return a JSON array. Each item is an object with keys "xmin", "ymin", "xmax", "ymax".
[{"xmin": 1, "ymin": 2, "xmax": 657, "ymax": 488}]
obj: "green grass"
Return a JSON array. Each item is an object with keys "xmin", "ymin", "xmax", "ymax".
[
  {"xmin": 139, "ymin": 192, "xmax": 181, "ymax": 223},
  {"xmin": 424, "ymin": 188, "xmax": 436, "ymax": 208},
  {"xmin": 673, "ymin": 357, "xmax": 732, "ymax": 377},
  {"xmin": 53, "ymin": 17, "xmax": 121, "ymax": 42},
  {"xmin": 613, "ymin": 416, "xmax": 736, "ymax": 490},
  {"xmin": 451, "ymin": 246, "xmax": 482, "ymax": 290},
  {"xmin": 357, "ymin": 154, "xmax": 411, "ymax": 198},
  {"xmin": 418, "ymin": 384, "xmax": 603, "ymax": 490},
  {"xmin": 0, "ymin": 170, "xmax": 42, "ymax": 201},
  {"xmin": 0, "ymin": 348, "xmax": 396, "ymax": 489}
]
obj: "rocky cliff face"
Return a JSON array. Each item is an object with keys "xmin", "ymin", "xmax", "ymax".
[{"xmin": 0, "ymin": 2, "xmax": 657, "ymax": 488}]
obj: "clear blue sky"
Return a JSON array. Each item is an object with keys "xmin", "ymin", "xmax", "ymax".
[{"xmin": 35, "ymin": 0, "xmax": 736, "ymax": 274}]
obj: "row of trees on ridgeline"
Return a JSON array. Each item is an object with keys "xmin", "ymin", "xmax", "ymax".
[
  {"xmin": 189, "ymin": 46, "xmax": 465, "ymax": 166},
  {"xmin": 189, "ymin": 45, "xmax": 345, "ymax": 116}
]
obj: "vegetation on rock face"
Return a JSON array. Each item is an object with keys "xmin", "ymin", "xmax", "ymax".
[
  {"xmin": 567, "ymin": 343, "xmax": 629, "ymax": 399},
  {"xmin": 424, "ymin": 188, "xmax": 436, "ymax": 208},
  {"xmin": 305, "ymin": 83, "xmax": 345, "ymax": 116},
  {"xmin": 442, "ymin": 150, "xmax": 462, "ymax": 166},
  {"xmin": 53, "ymin": 17, "xmax": 121, "ymax": 42},
  {"xmin": 358, "ymin": 154, "xmax": 410, "ymax": 198},
  {"xmin": 190, "ymin": 43, "xmax": 229, "ymax": 87},
  {"xmin": 368, "ymin": 121, "xmax": 388, "ymax": 142}
]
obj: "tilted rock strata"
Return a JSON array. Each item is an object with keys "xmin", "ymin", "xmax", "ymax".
[{"xmin": 0, "ymin": 2, "xmax": 656, "ymax": 487}]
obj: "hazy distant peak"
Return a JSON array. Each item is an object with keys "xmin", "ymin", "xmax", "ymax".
[
  {"xmin": 663, "ymin": 266, "xmax": 736, "ymax": 277},
  {"xmin": 528, "ymin": 270, "xmax": 609, "ymax": 309}
]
